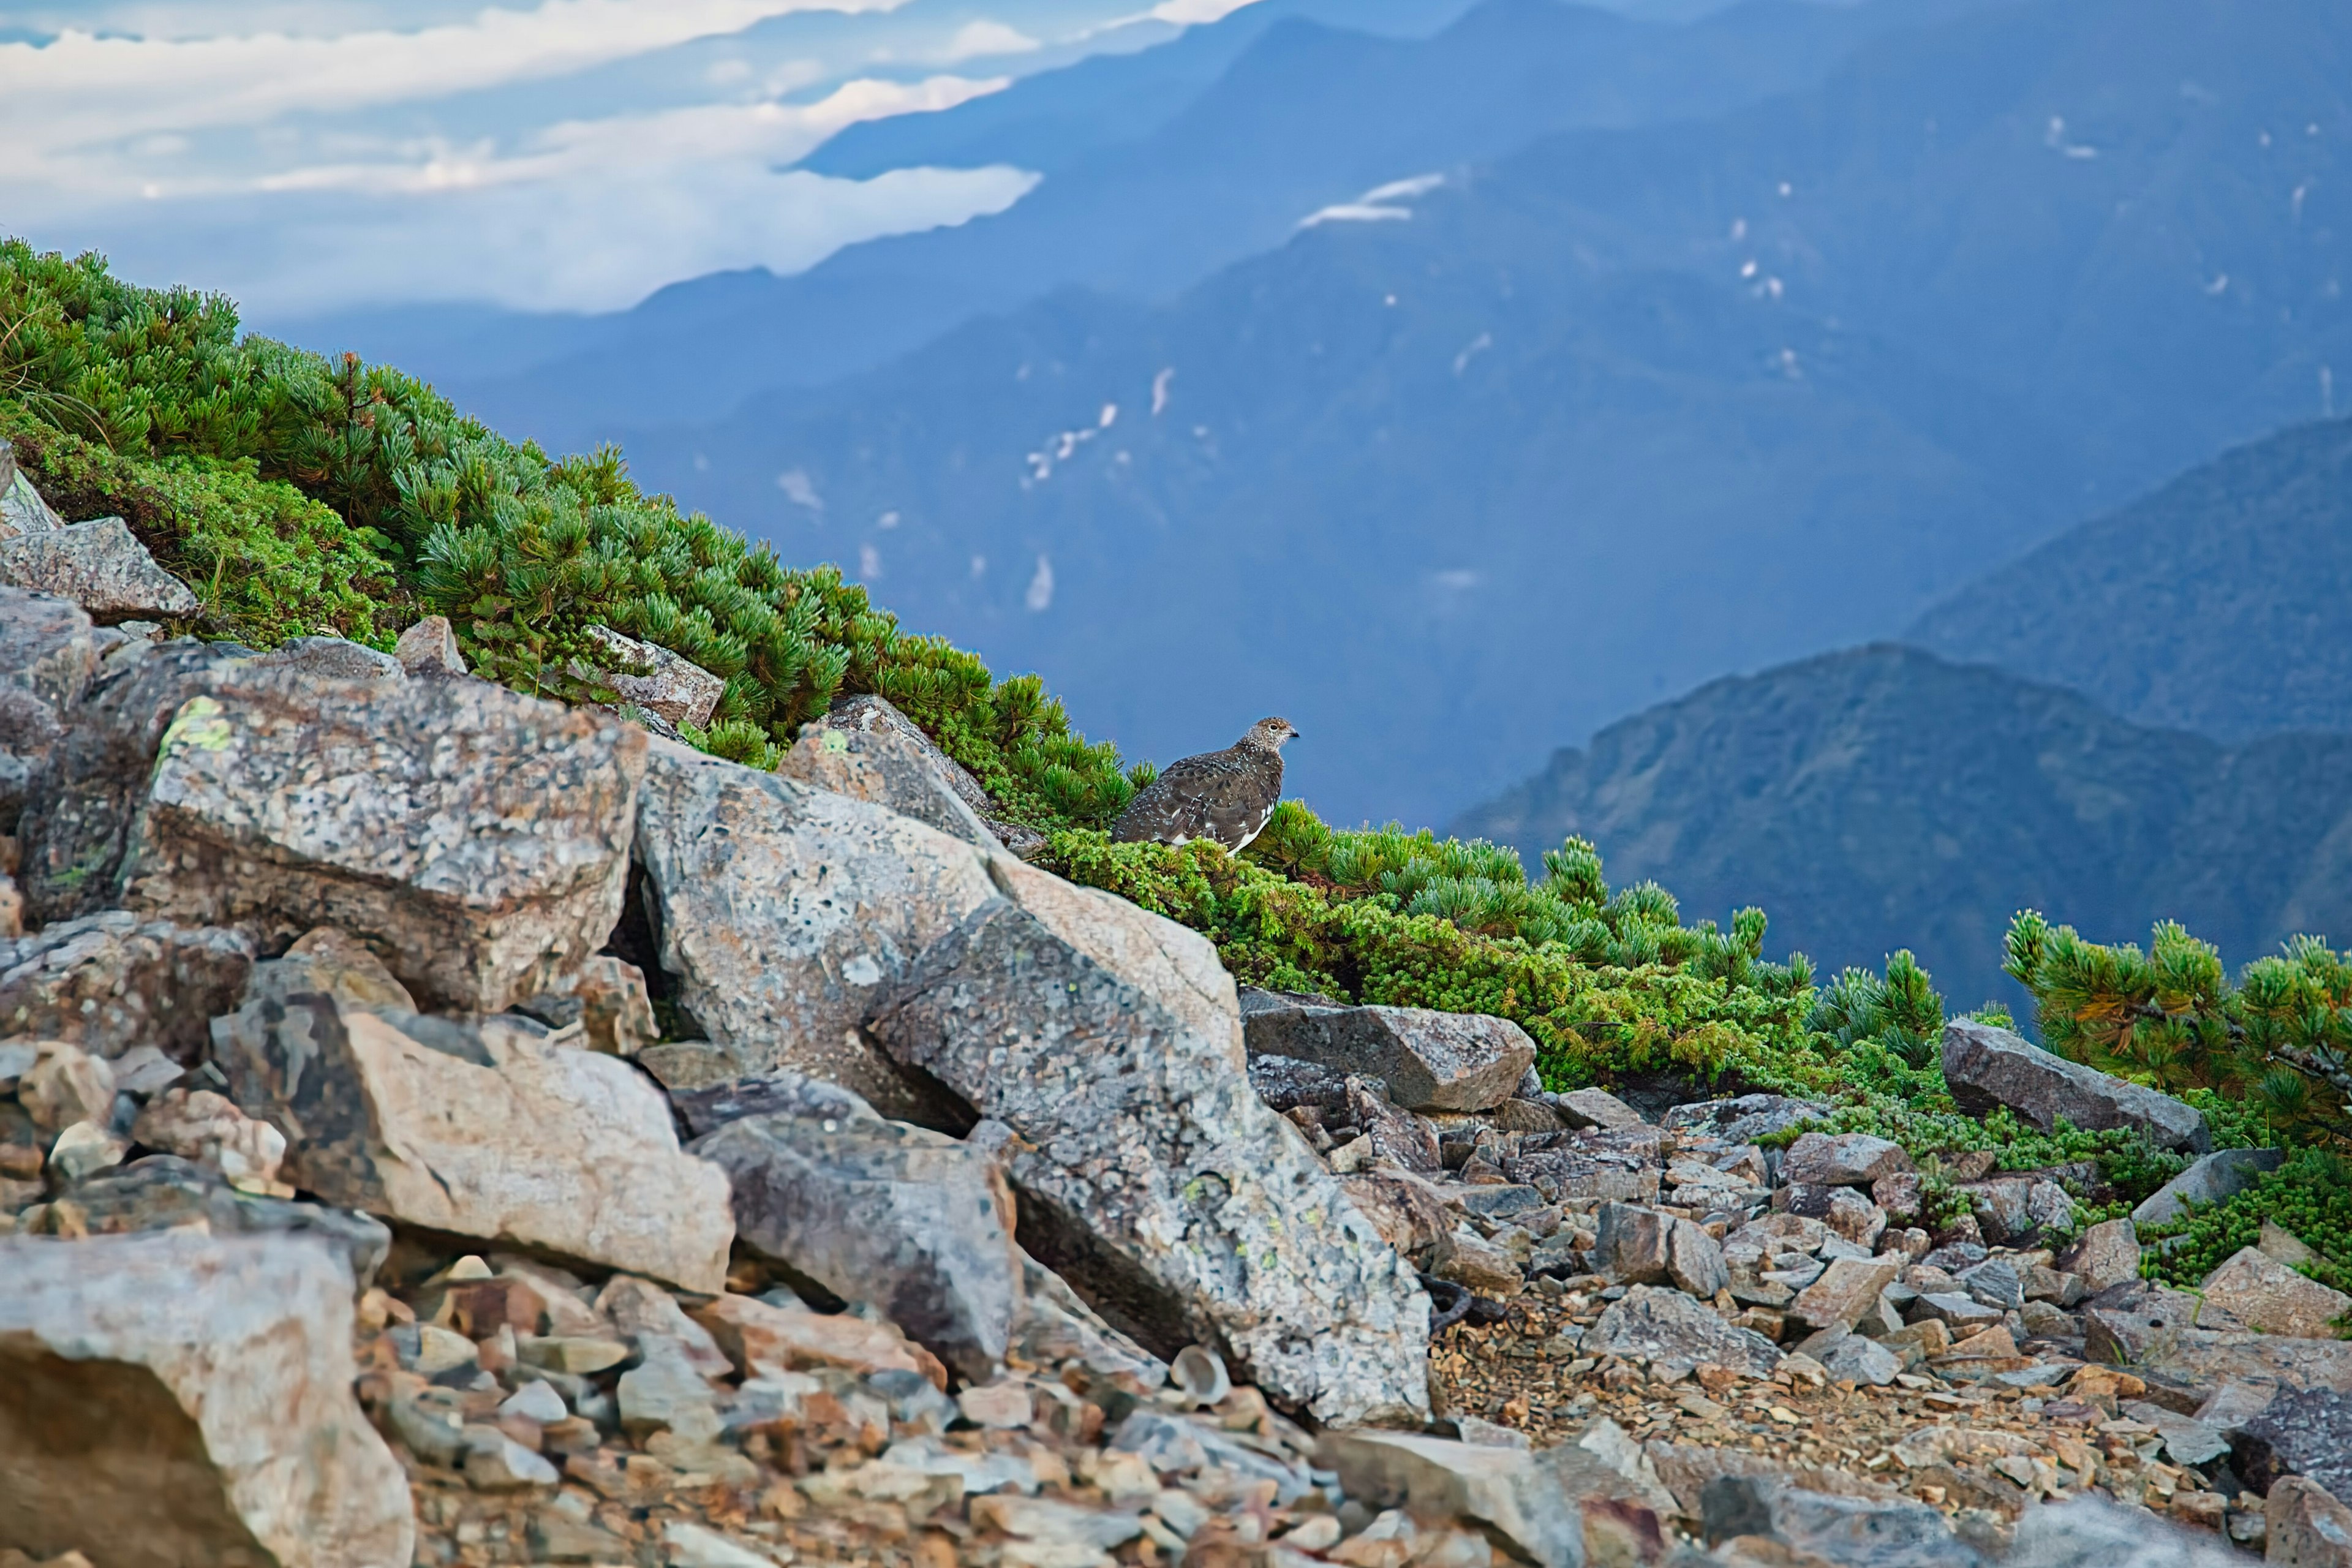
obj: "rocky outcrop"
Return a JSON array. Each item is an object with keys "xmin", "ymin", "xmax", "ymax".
[
  {"xmin": 633, "ymin": 742, "xmax": 1001, "ymax": 1114},
  {"xmin": 214, "ymin": 973, "xmax": 734, "ymax": 1292},
  {"xmin": 868, "ymin": 854, "xmax": 1431, "ymax": 1427},
  {"xmin": 1942, "ymin": 1020, "xmax": 2209, "ymax": 1153},
  {"xmin": 0, "ymin": 910, "xmax": 253, "ymax": 1061},
  {"xmin": 0, "ymin": 1230, "xmax": 412, "ymax": 1567},
  {"xmin": 1237, "ymin": 989, "xmax": 1536, "ymax": 1112},
  {"xmin": 0, "ymin": 515, "xmax": 200, "ymax": 619},
  {"xmin": 688, "ymin": 1111, "xmax": 1022, "ymax": 1383},
  {"xmin": 2199, "ymin": 1246, "xmax": 2352, "ymax": 1338},
  {"xmin": 122, "ymin": 660, "xmax": 644, "ymax": 1012}
]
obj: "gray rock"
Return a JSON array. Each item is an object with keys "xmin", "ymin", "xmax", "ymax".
[
  {"xmin": 2133, "ymin": 1146, "xmax": 2287, "ymax": 1227},
  {"xmin": 2080, "ymin": 1280, "xmax": 2244, "ymax": 1364},
  {"xmin": 2263, "ymin": 1477, "xmax": 2352, "ymax": 1568},
  {"xmin": 778, "ymin": 694, "xmax": 1003, "ymax": 851},
  {"xmin": 20, "ymin": 636, "xmax": 252, "ymax": 922},
  {"xmin": 1959, "ymin": 1171, "xmax": 2081, "ymax": 1246},
  {"xmin": 1912, "ymin": 1292, "xmax": 2004, "ymax": 1332},
  {"xmin": 252, "ymin": 635, "xmax": 402, "ymax": 686},
  {"xmin": 1343, "ymin": 1077, "xmax": 1443, "ymax": 1174},
  {"xmin": 1592, "ymin": 1202, "xmax": 1670, "ymax": 1286},
  {"xmin": 2057, "ymin": 1218, "xmax": 2142, "ymax": 1294},
  {"xmin": 1008, "ymin": 1250, "xmax": 1169, "ymax": 1388},
  {"xmin": 1551, "ymin": 1087, "xmax": 1648, "ymax": 1130},
  {"xmin": 1662, "ymin": 1094, "xmax": 1829, "ymax": 1145},
  {"xmin": 2003, "ymin": 1496, "xmax": 2242, "ymax": 1567},
  {"xmin": 0, "ymin": 515, "xmax": 199, "ymax": 619},
  {"xmin": 867, "ymin": 853, "xmax": 1430, "ymax": 1427},
  {"xmin": 2237, "ymin": 1387, "xmax": 2352, "ymax": 1499},
  {"xmin": 1958, "ymin": 1259, "xmax": 2026, "ymax": 1311},
  {"xmin": 513, "ymin": 954, "xmax": 658, "ymax": 1058},
  {"xmin": 1818, "ymin": 1334, "xmax": 1902, "ymax": 1387},
  {"xmin": 668, "ymin": 1069, "xmax": 882, "ymax": 1139},
  {"xmin": 214, "ymin": 979, "xmax": 734, "ymax": 1293},
  {"xmin": 0, "ymin": 438, "xmax": 67, "ymax": 538},
  {"xmin": 0, "ymin": 1229, "xmax": 413, "ymax": 1567},
  {"xmin": 1668, "ymin": 1216, "xmax": 1732, "ymax": 1298},
  {"xmin": 1245, "ymin": 1052, "xmax": 1355, "ymax": 1113},
  {"xmin": 1237, "ymin": 990, "xmax": 1534, "ymax": 1113},
  {"xmin": 634, "ymin": 742, "xmax": 1002, "ymax": 1115},
  {"xmin": 1781, "ymin": 1132, "xmax": 1913, "ymax": 1189},
  {"xmin": 582, "ymin": 624, "xmax": 724, "ymax": 729},
  {"xmin": 0, "ymin": 584, "xmax": 103, "ymax": 714},
  {"xmin": 1321, "ymin": 1431, "xmax": 1581, "ymax": 1568},
  {"xmin": 0, "ymin": 910, "xmax": 254, "ymax": 1063},
  {"xmin": 1942, "ymin": 1019, "xmax": 2209, "ymax": 1153},
  {"xmin": 1586, "ymin": 1284, "xmax": 1783, "ymax": 1377},
  {"xmin": 121, "ymin": 658, "xmax": 644, "ymax": 1013},
  {"xmin": 392, "ymin": 616, "xmax": 467, "ymax": 675},
  {"xmin": 1700, "ymin": 1476, "xmax": 1980, "ymax": 1567},
  {"xmin": 689, "ymin": 1112, "xmax": 1020, "ymax": 1383}
]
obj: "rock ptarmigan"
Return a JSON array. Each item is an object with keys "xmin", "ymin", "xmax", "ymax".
[{"xmin": 1112, "ymin": 717, "xmax": 1298, "ymax": 851}]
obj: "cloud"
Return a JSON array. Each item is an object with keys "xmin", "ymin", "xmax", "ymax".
[
  {"xmin": 2, "ymin": 0, "xmax": 907, "ymax": 165},
  {"xmin": 935, "ymin": 19, "xmax": 1042, "ymax": 62}
]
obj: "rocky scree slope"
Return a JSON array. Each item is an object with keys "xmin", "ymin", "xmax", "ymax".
[{"xmin": 0, "ymin": 461, "xmax": 2345, "ymax": 1567}]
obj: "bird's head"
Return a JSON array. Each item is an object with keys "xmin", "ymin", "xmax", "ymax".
[{"xmin": 1244, "ymin": 716, "xmax": 1300, "ymax": 752}]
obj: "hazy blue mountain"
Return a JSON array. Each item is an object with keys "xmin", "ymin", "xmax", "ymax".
[
  {"xmin": 624, "ymin": 0, "xmax": 2351, "ymax": 827},
  {"xmin": 798, "ymin": 0, "xmax": 1483, "ymax": 181},
  {"xmin": 1449, "ymin": 644, "xmax": 2352, "ymax": 1015},
  {"xmin": 424, "ymin": 0, "xmax": 1964, "ymax": 450},
  {"xmin": 1909, "ymin": 416, "xmax": 2352, "ymax": 742}
]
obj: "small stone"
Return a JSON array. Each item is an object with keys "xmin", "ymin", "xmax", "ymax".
[
  {"xmin": 1665, "ymin": 1218, "xmax": 1730, "ymax": 1299},
  {"xmin": 392, "ymin": 616, "xmax": 467, "ymax": 676},
  {"xmin": 46, "ymin": 1119, "xmax": 127, "ymax": 1183},
  {"xmin": 1587, "ymin": 1285, "xmax": 1781, "ymax": 1377},
  {"xmin": 1958, "ymin": 1259, "xmax": 2026, "ymax": 1311},
  {"xmin": 499, "ymin": 1381, "xmax": 571, "ymax": 1425},
  {"xmin": 404, "ymin": 1324, "xmax": 480, "ymax": 1376},
  {"xmin": 520, "ymin": 1335, "xmax": 631, "ymax": 1376},
  {"xmin": 1171, "ymin": 1343, "xmax": 1232, "ymax": 1406},
  {"xmin": 1817, "ymin": 1335, "xmax": 1901, "ymax": 1387},
  {"xmin": 583, "ymin": 624, "xmax": 725, "ymax": 729},
  {"xmin": 663, "ymin": 1521, "xmax": 777, "ymax": 1568},
  {"xmin": 18, "ymin": 1040, "xmax": 116, "ymax": 1133},
  {"xmin": 462, "ymin": 1428, "xmax": 559, "ymax": 1490},
  {"xmin": 1438, "ymin": 1227, "xmax": 1524, "ymax": 1298},
  {"xmin": 130, "ymin": 1088, "xmax": 287, "ymax": 1188},
  {"xmin": 958, "ymin": 1381, "xmax": 1035, "ymax": 1429},
  {"xmin": 1912, "ymin": 1292, "xmax": 2003, "ymax": 1332}
]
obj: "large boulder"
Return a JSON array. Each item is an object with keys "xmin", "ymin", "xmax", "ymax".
[
  {"xmin": 867, "ymin": 855, "xmax": 1431, "ymax": 1427},
  {"xmin": 214, "ymin": 970, "xmax": 734, "ymax": 1292},
  {"xmin": 0, "ymin": 911, "xmax": 253, "ymax": 1063},
  {"xmin": 1941, "ymin": 1020, "xmax": 2209, "ymax": 1153},
  {"xmin": 2133, "ymin": 1147, "xmax": 2286, "ymax": 1227},
  {"xmin": 633, "ymin": 743, "xmax": 1002, "ymax": 1116},
  {"xmin": 119, "ymin": 660, "xmax": 644, "ymax": 1012},
  {"xmin": 0, "ymin": 515, "xmax": 200, "ymax": 619},
  {"xmin": 688, "ymin": 1111, "xmax": 1022, "ymax": 1383},
  {"xmin": 1663, "ymin": 1095, "xmax": 1828, "ymax": 1145},
  {"xmin": 1237, "ymin": 989, "xmax": 1534, "ymax": 1112},
  {"xmin": 2237, "ymin": 1389, "xmax": 2352, "ymax": 1501},
  {"xmin": 0, "ymin": 1230, "xmax": 412, "ymax": 1566}
]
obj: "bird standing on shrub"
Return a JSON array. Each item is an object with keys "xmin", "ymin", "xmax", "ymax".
[{"xmin": 1113, "ymin": 717, "xmax": 1298, "ymax": 851}]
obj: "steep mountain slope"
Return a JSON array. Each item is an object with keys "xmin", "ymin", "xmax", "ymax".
[
  {"xmin": 1450, "ymin": 644, "xmax": 2352, "ymax": 1014},
  {"xmin": 436, "ymin": 0, "xmax": 1963, "ymax": 450},
  {"xmin": 1908, "ymin": 416, "xmax": 2352, "ymax": 741},
  {"xmin": 628, "ymin": 0, "xmax": 2351, "ymax": 827}
]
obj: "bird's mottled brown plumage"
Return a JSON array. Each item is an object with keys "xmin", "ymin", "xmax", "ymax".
[{"xmin": 1112, "ymin": 717, "xmax": 1298, "ymax": 851}]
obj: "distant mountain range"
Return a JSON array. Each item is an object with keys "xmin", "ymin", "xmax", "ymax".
[
  {"xmin": 1451, "ymin": 644, "xmax": 2352, "ymax": 1014},
  {"xmin": 412, "ymin": 0, "xmax": 1966, "ymax": 453},
  {"xmin": 612, "ymin": 0, "xmax": 2352, "ymax": 827},
  {"xmin": 1909, "ymin": 415, "xmax": 2352, "ymax": 742},
  {"xmin": 1454, "ymin": 413, "xmax": 2352, "ymax": 1009}
]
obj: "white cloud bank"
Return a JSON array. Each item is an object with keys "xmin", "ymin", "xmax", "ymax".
[{"xmin": 0, "ymin": 0, "xmax": 1117, "ymax": 315}]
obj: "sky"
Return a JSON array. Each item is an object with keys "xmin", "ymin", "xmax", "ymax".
[{"xmin": 0, "ymin": 0, "xmax": 1255, "ymax": 320}]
